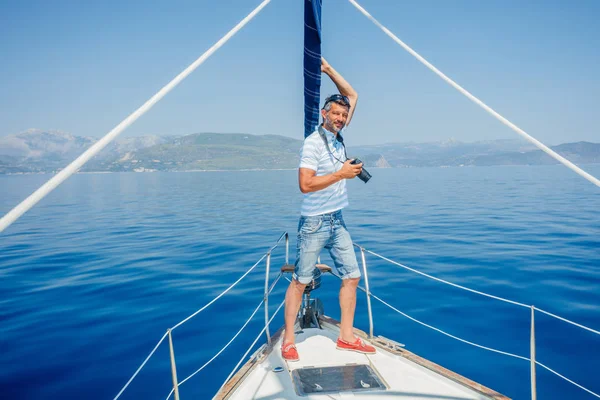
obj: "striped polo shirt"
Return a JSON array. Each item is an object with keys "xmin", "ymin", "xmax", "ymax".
[{"xmin": 299, "ymin": 126, "xmax": 349, "ymax": 216}]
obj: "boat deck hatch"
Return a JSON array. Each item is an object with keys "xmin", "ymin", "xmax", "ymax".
[{"xmin": 291, "ymin": 364, "xmax": 387, "ymax": 396}]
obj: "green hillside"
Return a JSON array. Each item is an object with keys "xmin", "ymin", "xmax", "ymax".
[{"xmin": 106, "ymin": 133, "xmax": 305, "ymax": 172}]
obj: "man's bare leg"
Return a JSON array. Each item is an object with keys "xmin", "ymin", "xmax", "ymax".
[
  {"xmin": 339, "ymin": 277, "xmax": 360, "ymax": 342},
  {"xmin": 283, "ymin": 279, "xmax": 307, "ymax": 344}
]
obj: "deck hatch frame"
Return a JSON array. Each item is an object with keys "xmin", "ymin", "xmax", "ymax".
[{"xmin": 291, "ymin": 363, "xmax": 388, "ymax": 396}]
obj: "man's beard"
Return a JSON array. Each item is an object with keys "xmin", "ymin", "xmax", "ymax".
[{"xmin": 324, "ymin": 116, "xmax": 344, "ymax": 133}]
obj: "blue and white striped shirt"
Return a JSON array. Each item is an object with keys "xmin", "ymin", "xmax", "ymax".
[{"xmin": 299, "ymin": 127, "xmax": 349, "ymax": 216}]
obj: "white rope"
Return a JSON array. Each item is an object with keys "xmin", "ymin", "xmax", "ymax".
[
  {"xmin": 171, "ymin": 252, "xmax": 267, "ymax": 330},
  {"xmin": 269, "ymin": 232, "xmax": 288, "ymax": 253},
  {"xmin": 214, "ymin": 299, "xmax": 286, "ymax": 399},
  {"xmin": 268, "ymin": 272, "xmax": 283, "ymax": 294},
  {"xmin": 353, "ymin": 272, "xmax": 600, "ymax": 398},
  {"xmin": 347, "ymin": 0, "xmax": 600, "ymax": 188},
  {"xmin": 165, "ymin": 274, "xmax": 284, "ymax": 400},
  {"xmin": 113, "ymin": 331, "xmax": 169, "ymax": 400},
  {"xmin": 536, "ymin": 361, "xmax": 600, "ymax": 398},
  {"xmin": 363, "ymin": 248, "xmax": 530, "ymax": 308},
  {"xmin": 535, "ymin": 307, "xmax": 600, "ymax": 336},
  {"xmin": 371, "ymin": 293, "xmax": 530, "ymax": 362},
  {"xmin": 167, "ymin": 300, "xmax": 265, "ymax": 400},
  {"xmin": 0, "ymin": 0, "xmax": 273, "ymax": 234},
  {"xmin": 373, "ymin": 292, "xmax": 600, "ymax": 398},
  {"xmin": 364, "ymin": 247, "xmax": 600, "ymax": 337}
]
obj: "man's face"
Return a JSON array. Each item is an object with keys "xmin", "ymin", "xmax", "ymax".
[{"xmin": 321, "ymin": 102, "xmax": 349, "ymax": 133}]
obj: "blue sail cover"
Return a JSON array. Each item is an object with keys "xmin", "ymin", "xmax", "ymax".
[{"xmin": 304, "ymin": 0, "xmax": 322, "ymax": 138}]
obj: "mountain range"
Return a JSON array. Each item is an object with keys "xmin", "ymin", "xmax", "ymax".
[{"xmin": 0, "ymin": 129, "xmax": 598, "ymax": 174}]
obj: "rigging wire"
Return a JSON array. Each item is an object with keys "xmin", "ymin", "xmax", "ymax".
[
  {"xmin": 363, "ymin": 247, "xmax": 530, "ymax": 309},
  {"xmin": 347, "ymin": 0, "xmax": 600, "ymax": 188},
  {"xmin": 171, "ymin": 252, "xmax": 267, "ymax": 331},
  {"xmin": 363, "ymin": 246, "xmax": 600, "ymax": 337},
  {"xmin": 165, "ymin": 274, "xmax": 284, "ymax": 400},
  {"xmin": 370, "ymin": 291, "xmax": 599, "ymax": 399},
  {"xmin": 0, "ymin": 0, "xmax": 273, "ymax": 233},
  {"xmin": 536, "ymin": 361, "xmax": 600, "ymax": 399},
  {"xmin": 371, "ymin": 293, "xmax": 530, "ymax": 362},
  {"xmin": 214, "ymin": 300, "xmax": 286, "ymax": 398},
  {"xmin": 114, "ymin": 239, "xmax": 283, "ymax": 400},
  {"xmin": 113, "ymin": 331, "xmax": 169, "ymax": 400}
]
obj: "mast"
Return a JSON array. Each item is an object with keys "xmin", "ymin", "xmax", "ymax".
[{"xmin": 304, "ymin": 0, "xmax": 323, "ymax": 137}]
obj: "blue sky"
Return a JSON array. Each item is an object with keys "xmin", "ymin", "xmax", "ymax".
[{"xmin": 0, "ymin": 0, "xmax": 598, "ymax": 145}]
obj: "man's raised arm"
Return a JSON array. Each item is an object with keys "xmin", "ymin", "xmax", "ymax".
[{"xmin": 321, "ymin": 57, "xmax": 358, "ymax": 126}]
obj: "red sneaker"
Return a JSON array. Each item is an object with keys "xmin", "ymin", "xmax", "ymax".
[
  {"xmin": 281, "ymin": 342, "xmax": 299, "ymax": 362},
  {"xmin": 336, "ymin": 337, "xmax": 376, "ymax": 354}
]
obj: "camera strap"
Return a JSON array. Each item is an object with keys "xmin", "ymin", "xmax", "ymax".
[{"xmin": 318, "ymin": 125, "xmax": 348, "ymax": 163}]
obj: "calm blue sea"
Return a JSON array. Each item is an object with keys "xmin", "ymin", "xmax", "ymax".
[{"xmin": 1, "ymin": 166, "xmax": 599, "ymax": 400}]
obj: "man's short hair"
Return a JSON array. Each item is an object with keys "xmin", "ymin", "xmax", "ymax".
[{"xmin": 322, "ymin": 94, "xmax": 350, "ymax": 111}]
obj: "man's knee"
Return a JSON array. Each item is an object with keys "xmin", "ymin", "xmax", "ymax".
[
  {"xmin": 342, "ymin": 277, "xmax": 360, "ymax": 288},
  {"xmin": 290, "ymin": 278, "xmax": 308, "ymax": 293}
]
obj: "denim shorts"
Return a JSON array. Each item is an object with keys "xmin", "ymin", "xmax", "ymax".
[{"xmin": 294, "ymin": 210, "xmax": 361, "ymax": 284}]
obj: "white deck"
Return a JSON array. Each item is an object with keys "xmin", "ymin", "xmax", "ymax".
[{"xmin": 224, "ymin": 323, "xmax": 500, "ymax": 400}]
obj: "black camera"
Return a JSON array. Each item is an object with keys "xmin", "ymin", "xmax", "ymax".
[{"xmin": 350, "ymin": 158, "xmax": 372, "ymax": 183}]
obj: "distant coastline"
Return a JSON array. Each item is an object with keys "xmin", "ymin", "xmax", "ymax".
[
  {"xmin": 5, "ymin": 164, "xmax": 600, "ymax": 178},
  {"xmin": 1, "ymin": 130, "xmax": 598, "ymax": 174}
]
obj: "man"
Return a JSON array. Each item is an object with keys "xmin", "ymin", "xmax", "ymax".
[{"xmin": 281, "ymin": 58, "xmax": 375, "ymax": 361}]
